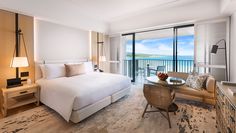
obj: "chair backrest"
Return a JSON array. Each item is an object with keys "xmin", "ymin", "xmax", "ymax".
[
  {"xmin": 143, "ymin": 84, "xmax": 172, "ymax": 110},
  {"xmin": 156, "ymin": 66, "xmax": 165, "ymax": 72}
]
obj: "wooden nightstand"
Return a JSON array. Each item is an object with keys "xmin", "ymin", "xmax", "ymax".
[{"xmin": 0, "ymin": 84, "xmax": 40, "ymax": 117}]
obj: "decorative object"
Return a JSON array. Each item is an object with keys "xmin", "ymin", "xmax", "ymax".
[
  {"xmin": 185, "ymin": 74, "xmax": 208, "ymax": 90},
  {"xmin": 157, "ymin": 72, "xmax": 168, "ymax": 81},
  {"xmin": 0, "ymin": 85, "xmax": 217, "ymax": 133},
  {"xmin": 147, "ymin": 76, "xmax": 185, "ymax": 86},
  {"xmin": 1, "ymin": 84, "xmax": 40, "ymax": 117},
  {"xmin": 64, "ymin": 64, "xmax": 86, "ymax": 77},
  {"xmin": 210, "ymin": 39, "xmax": 228, "ymax": 81},
  {"xmin": 27, "ymin": 79, "xmax": 32, "ymax": 84}
]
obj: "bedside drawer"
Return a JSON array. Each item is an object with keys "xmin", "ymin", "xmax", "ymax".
[{"xmin": 7, "ymin": 88, "xmax": 37, "ymax": 98}]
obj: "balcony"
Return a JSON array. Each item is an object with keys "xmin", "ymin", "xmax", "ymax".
[{"xmin": 123, "ymin": 59, "xmax": 194, "ymax": 80}]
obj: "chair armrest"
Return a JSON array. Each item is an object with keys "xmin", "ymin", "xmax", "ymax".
[{"xmin": 206, "ymin": 76, "xmax": 216, "ymax": 93}]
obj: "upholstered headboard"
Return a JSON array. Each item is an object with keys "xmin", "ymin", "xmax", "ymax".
[{"xmin": 35, "ymin": 59, "xmax": 89, "ymax": 80}]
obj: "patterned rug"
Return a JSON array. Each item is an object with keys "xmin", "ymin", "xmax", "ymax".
[{"xmin": 0, "ymin": 85, "xmax": 217, "ymax": 133}]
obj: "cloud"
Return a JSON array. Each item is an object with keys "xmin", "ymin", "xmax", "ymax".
[{"xmin": 125, "ymin": 35, "xmax": 194, "ymax": 56}]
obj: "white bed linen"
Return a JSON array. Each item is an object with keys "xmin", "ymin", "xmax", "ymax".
[{"xmin": 36, "ymin": 72, "xmax": 131, "ymax": 121}]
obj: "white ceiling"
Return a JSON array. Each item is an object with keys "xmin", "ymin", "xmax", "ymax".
[
  {"xmin": 67, "ymin": 0, "xmax": 182, "ymax": 22},
  {"xmin": 0, "ymin": 0, "xmax": 225, "ymax": 33}
]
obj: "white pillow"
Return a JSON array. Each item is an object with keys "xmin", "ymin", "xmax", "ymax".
[
  {"xmin": 40, "ymin": 64, "xmax": 66, "ymax": 79},
  {"xmin": 83, "ymin": 61, "xmax": 94, "ymax": 73},
  {"xmin": 40, "ymin": 64, "xmax": 46, "ymax": 79}
]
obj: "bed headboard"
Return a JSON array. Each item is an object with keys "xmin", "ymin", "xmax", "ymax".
[{"xmin": 35, "ymin": 58, "xmax": 89, "ymax": 80}]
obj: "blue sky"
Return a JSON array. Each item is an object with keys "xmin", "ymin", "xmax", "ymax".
[{"xmin": 126, "ymin": 35, "xmax": 194, "ymax": 56}]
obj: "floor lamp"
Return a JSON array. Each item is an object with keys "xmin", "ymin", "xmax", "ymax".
[{"xmin": 210, "ymin": 39, "xmax": 228, "ymax": 81}]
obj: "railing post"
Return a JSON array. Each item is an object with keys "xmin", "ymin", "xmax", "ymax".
[{"xmin": 147, "ymin": 64, "xmax": 150, "ymax": 77}]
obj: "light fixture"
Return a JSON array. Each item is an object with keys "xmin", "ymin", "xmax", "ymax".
[
  {"xmin": 99, "ymin": 55, "xmax": 106, "ymax": 62},
  {"xmin": 11, "ymin": 57, "xmax": 29, "ymax": 68},
  {"xmin": 10, "ymin": 13, "xmax": 29, "ymax": 78},
  {"xmin": 97, "ymin": 32, "xmax": 106, "ymax": 70},
  {"xmin": 210, "ymin": 39, "xmax": 228, "ymax": 81}
]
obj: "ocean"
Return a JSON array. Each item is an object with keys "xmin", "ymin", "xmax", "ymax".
[{"xmin": 126, "ymin": 55, "xmax": 194, "ymax": 60}]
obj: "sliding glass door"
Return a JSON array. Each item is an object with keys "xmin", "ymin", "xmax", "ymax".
[
  {"xmin": 135, "ymin": 29, "xmax": 174, "ymax": 81},
  {"xmin": 123, "ymin": 33, "xmax": 135, "ymax": 82},
  {"xmin": 122, "ymin": 25, "xmax": 194, "ymax": 82},
  {"xmin": 175, "ymin": 26, "xmax": 195, "ymax": 72}
]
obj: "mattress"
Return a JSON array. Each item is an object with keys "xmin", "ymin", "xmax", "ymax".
[{"xmin": 37, "ymin": 72, "xmax": 131, "ymax": 111}]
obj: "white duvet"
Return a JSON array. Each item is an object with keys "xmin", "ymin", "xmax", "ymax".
[{"xmin": 36, "ymin": 72, "xmax": 131, "ymax": 121}]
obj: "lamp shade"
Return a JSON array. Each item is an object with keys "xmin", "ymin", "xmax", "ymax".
[
  {"xmin": 11, "ymin": 57, "xmax": 29, "ymax": 67},
  {"xmin": 99, "ymin": 56, "xmax": 106, "ymax": 62},
  {"xmin": 211, "ymin": 45, "xmax": 218, "ymax": 54}
]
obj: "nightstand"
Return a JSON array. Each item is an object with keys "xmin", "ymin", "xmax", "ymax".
[{"xmin": 0, "ymin": 84, "xmax": 40, "ymax": 117}]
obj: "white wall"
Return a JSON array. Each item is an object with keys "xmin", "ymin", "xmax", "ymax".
[
  {"xmin": 230, "ymin": 12, "xmax": 236, "ymax": 82},
  {"xmin": 109, "ymin": 0, "xmax": 224, "ymax": 34},
  {"xmin": 35, "ymin": 19, "xmax": 89, "ymax": 61},
  {"xmin": 0, "ymin": 0, "xmax": 108, "ymax": 33},
  {"xmin": 195, "ymin": 20, "xmax": 228, "ymax": 81}
]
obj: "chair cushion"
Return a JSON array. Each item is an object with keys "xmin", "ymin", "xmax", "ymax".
[{"xmin": 175, "ymin": 85, "xmax": 214, "ymax": 99}]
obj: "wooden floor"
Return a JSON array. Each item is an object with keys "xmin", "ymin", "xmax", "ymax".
[{"xmin": 0, "ymin": 103, "xmax": 39, "ymax": 119}]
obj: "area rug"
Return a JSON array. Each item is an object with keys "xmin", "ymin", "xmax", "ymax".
[{"xmin": 0, "ymin": 85, "xmax": 217, "ymax": 133}]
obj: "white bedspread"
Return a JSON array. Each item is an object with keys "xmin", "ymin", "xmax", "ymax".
[{"xmin": 36, "ymin": 72, "xmax": 131, "ymax": 121}]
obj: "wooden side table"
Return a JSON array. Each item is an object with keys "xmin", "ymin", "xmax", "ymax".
[{"xmin": 0, "ymin": 84, "xmax": 40, "ymax": 117}]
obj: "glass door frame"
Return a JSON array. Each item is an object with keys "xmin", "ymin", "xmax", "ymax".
[
  {"xmin": 122, "ymin": 24, "xmax": 194, "ymax": 82},
  {"xmin": 173, "ymin": 24, "xmax": 194, "ymax": 72},
  {"xmin": 122, "ymin": 33, "xmax": 135, "ymax": 82}
]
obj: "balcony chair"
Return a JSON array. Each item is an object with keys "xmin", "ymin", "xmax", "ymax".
[
  {"xmin": 142, "ymin": 84, "xmax": 178, "ymax": 128},
  {"xmin": 147, "ymin": 65, "xmax": 165, "ymax": 77}
]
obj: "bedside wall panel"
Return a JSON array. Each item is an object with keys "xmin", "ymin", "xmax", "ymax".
[{"xmin": 0, "ymin": 10, "xmax": 34, "ymax": 88}]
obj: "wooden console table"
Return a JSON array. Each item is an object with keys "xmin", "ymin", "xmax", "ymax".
[{"xmin": 216, "ymin": 82, "xmax": 236, "ymax": 132}]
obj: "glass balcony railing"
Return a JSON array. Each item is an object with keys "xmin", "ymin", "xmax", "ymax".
[{"xmin": 123, "ymin": 59, "xmax": 194, "ymax": 78}]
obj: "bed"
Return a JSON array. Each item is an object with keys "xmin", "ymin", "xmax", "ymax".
[{"xmin": 35, "ymin": 60, "xmax": 131, "ymax": 123}]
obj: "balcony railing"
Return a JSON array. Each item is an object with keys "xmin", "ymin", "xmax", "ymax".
[{"xmin": 123, "ymin": 59, "xmax": 194, "ymax": 78}]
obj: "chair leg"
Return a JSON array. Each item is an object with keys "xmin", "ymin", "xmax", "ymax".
[
  {"xmin": 142, "ymin": 104, "xmax": 149, "ymax": 118},
  {"xmin": 174, "ymin": 111, "xmax": 176, "ymax": 115},
  {"xmin": 166, "ymin": 111, "xmax": 171, "ymax": 128}
]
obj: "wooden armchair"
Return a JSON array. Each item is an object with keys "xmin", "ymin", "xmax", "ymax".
[{"xmin": 142, "ymin": 84, "xmax": 178, "ymax": 128}]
